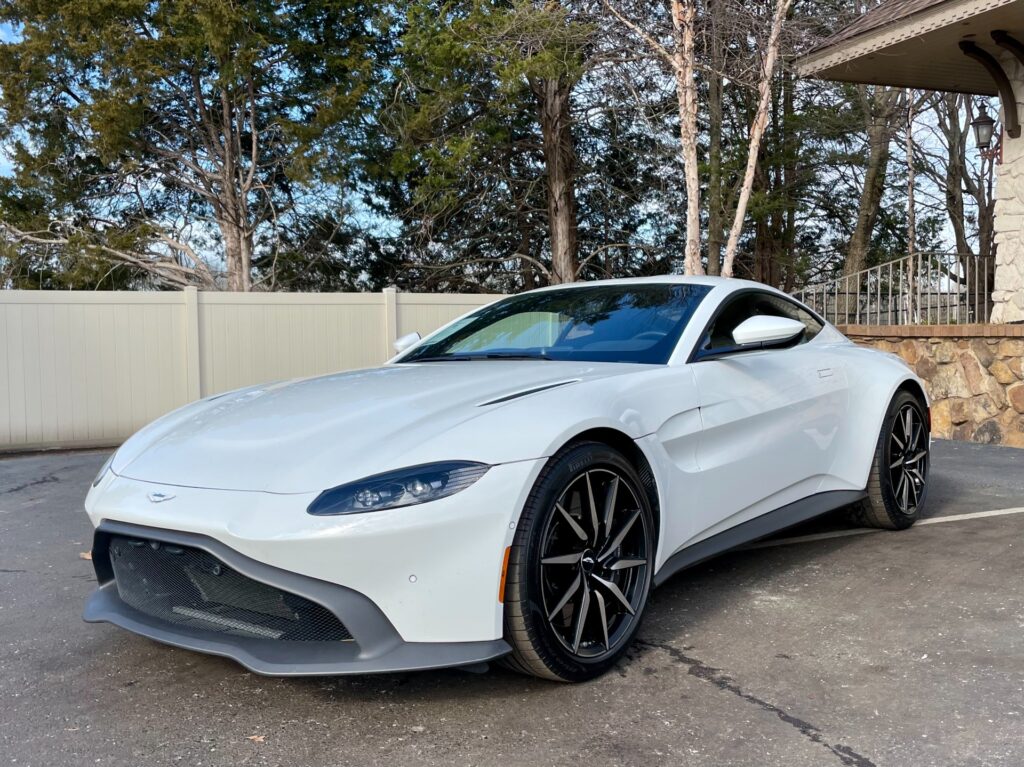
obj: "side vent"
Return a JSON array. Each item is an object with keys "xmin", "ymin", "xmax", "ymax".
[{"xmin": 477, "ymin": 379, "xmax": 581, "ymax": 407}]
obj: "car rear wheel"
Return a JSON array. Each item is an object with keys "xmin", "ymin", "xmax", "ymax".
[
  {"xmin": 852, "ymin": 390, "xmax": 930, "ymax": 530},
  {"xmin": 502, "ymin": 442, "xmax": 654, "ymax": 681}
]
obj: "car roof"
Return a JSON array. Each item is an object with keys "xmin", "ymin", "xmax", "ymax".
[{"xmin": 523, "ymin": 275, "xmax": 787, "ymax": 297}]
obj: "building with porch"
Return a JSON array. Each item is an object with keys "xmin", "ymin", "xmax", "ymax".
[
  {"xmin": 798, "ymin": 0, "xmax": 1024, "ymax": 324},
  {"xmin": 798, "ymin": 0, "xmax": 1024, "ymax": 446}
]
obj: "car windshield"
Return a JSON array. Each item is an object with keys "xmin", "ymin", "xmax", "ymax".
[{"xmin": 399, "ymin": 283, "xmax": 712, "ymax": 365}]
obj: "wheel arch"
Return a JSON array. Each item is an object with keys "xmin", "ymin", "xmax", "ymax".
[
  {"xmin": 895, "ymin": 378, "xmax": 930, "ymax": 422},
  {"xmin": 556, "ymin": 427, "xmax": 662, "ymax": 547}
]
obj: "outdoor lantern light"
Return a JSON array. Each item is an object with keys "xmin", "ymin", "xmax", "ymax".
[{"xmin": 971, "ymin": 104, "xmax": 996, "ymax": 151}]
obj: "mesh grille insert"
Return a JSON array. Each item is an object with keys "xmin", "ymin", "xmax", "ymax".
[{"xmin": 108, "ymin": 536, "xmax": 352, "ymax": 642}]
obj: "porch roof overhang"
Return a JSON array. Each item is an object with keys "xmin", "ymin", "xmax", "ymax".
[{"xmin": 796, "ymin": 0, "xmax": 1024, "ymax": 96}]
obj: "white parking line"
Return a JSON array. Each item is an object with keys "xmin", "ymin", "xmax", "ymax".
[
  {"xmin": 916, "ymin": 507, "xmax": 1024, "ymax": 525},
  {"xmin": 744, "ymin": 506, "xmax": 1024, "ymax": 550}
]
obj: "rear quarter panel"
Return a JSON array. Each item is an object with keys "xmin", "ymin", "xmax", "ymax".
[{"xmin": 820, "ymin": 342, "xmax": 928, "ymax": 493}]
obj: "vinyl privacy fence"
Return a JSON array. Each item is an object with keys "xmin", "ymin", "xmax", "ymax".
[{"xmin": 0, "ymin": 288, "xmax": 500, "ymax": 451}]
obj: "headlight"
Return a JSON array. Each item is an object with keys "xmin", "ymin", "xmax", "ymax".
[
  {"xmin": 92, "ymin": 452, "xmax": 116, "ymax": 487},
  {"xmin": 307, "ymin": 461, "xmax": 490, "ymax": 516}
]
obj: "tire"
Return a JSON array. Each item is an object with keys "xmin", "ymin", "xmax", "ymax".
[
  {"xmin": 851, "ymin": 390, "xmax": 930, "ymax": 530},
  {"xmin": 502, "ymin": 441, "xmax": 655, "ymax": 682}
]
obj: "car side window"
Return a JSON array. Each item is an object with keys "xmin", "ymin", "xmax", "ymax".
[
  {"xmin": 758, "ymin": 295, "xmax": 823, "ymax": 343},
  {"xmin": 702, "ymin": 292, "xmax": 823, "ymax": 351}
]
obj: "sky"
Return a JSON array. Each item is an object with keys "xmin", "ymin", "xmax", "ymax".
[{"xmin": 0, "ymin": 23, "xmax": 18, "ymax": 177}]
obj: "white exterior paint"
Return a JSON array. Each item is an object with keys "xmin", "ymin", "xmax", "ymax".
[
  {"xmin": 730, "ymin": 315, "xmax": 806, "ymax": 345},
  {"xmin": 84, "ymin": 276, "xmax": 926, "ymax": 647}
]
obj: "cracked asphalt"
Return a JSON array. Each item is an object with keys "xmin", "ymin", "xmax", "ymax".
[{"xmin": 1, "ymin": 440, "xmax": 1023, "ymax": 767}]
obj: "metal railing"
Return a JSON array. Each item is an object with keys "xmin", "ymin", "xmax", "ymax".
[{"xmin": 794, "ymin": 252, "xmax": 996, "ymax": 326}]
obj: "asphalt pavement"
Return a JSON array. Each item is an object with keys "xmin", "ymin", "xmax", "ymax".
[{"xmin": 1, "ymin": 440, "xmax": 1022, "ymax": 767}]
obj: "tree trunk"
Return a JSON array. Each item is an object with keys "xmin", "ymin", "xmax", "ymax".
[
  {"xmin": 768, "ymin": 73, "xmax": 784, "ymax": 287},
  {"xmin": 845, "ymin": 123, "xmax": 890, "ymax": 276},
  {"xmin": 945, "ymin": 95, "xmax": 973, "ymax": 257},
  {"xmin": 705, "ymin": 0, "xmax": 724, "ymax": 276},
  {"xmin": 844, "ymin": 87, "xmax": 901, "ymax": 277},
  {"xmin": 720, "ymin": 0, "xmax": 793, "ymax": 279},
  {"xmin": 212, "ymin": 84, "xmax": 254, "ymax": 292},
  {"xmin": 754, "ymin": 208, "xmax": 772, "ymax": 284},
  {"xmin": 222, "ymin": 223, "xmax": 242, "ymax": 292},
  {"xmin": 601, "ymin": 0, "xmax": 700, "ymax": 273},
  {"xmin": 670, "ymin": 0, "xmax": 702, "ymax": 276},
  {"xmin": 781, "ymin": 70, "xmax": 797, "ymax": 291},
  {"xmin": 214, "ymin": 187, "xmax": 251, "ymax": 294},
  {"xmin": 515, "ymin": 205, "xmax": 536, "ymax": 289},
  {"xmin": 906, "ymin": 91, "xmax": 916, "ymax": 258},
  {"xmin": 216, "ymin": 199, "xmax": 253, "ymax": 292},
  {"xmin": 535, "ymin": 77, "xmax": 579, "ymax": 284},
  {"xmin": 979, "ymin": 163, "xmax": 995, "ymax": 258},
  {"xmin": 239, "ymin": 223, "xmax": 253, "ymax": 291},
  {"xmin": 706, "ymin": 44, "xmax": 724, "ymax": 275}
]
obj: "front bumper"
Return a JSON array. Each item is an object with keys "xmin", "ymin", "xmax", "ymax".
[
  {"xmin": 84, "ymin": 521, "xmax": 510, "ymax": 676},
  {"xmin": 85, "ymin": 459, "xmax": 545, "ymax": 643}
]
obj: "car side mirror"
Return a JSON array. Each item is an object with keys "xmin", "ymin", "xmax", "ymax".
[
  {"xmin": 696, "ymin": 315, "xmax": 806, "ymax": 362},
  {"xmin": 393, "ymin": 332, "xmax": 421, "ymax": 354},
  {"xmin": 732, "ymin": 316, "xmax": 806, "ymax": 347}
]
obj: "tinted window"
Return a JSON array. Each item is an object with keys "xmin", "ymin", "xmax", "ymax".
[
  {"xmin": 703, "ymin": 292, "xmax": 823, "ymax": 351},
  {"xmin": 401, "ymin": 284, "xmax": 712, "ymax": 365}
]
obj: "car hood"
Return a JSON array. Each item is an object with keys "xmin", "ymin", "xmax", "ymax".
[{"xmin": 114, "ymin": 361, "xmax": 643, "ymax": 493}]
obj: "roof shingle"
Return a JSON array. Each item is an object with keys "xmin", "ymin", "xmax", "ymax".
[{"xmin": 809, "ymin": 0, "xmax": 953, "ymax": 53}]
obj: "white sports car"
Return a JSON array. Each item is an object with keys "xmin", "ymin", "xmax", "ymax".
[{"xmin": 84, "ymin": 277, "xmax": 930, "ymax": 681}]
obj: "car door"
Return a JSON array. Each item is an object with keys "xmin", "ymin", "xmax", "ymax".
[{"xmin": 688, "ymin": 290, "xmax": 848, "ymax": 542}]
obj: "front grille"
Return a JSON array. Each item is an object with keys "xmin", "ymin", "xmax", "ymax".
[{"xmin": 107, "ymin": 536, "xmax": 352, "ymax": 642}]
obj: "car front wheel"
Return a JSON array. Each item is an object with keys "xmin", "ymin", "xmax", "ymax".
[{"xmin": 502, "ymin": 441, "xmax": 655, "ymax": 681}]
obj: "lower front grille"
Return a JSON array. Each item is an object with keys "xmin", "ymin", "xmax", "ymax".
[{"xmin": 107, "ymin": 536, "xmax": 352, "ymax": 642}]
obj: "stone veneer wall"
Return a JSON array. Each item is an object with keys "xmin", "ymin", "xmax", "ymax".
[
  {"xmin": 991, "ymin": 49, "xmax": 1024, "ymax": 323},
  {"xmin": 839, "ymin": 325, "xmax": 1024, "ymax": 448}
]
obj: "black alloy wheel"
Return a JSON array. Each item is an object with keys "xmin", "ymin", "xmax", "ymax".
[
  {"xmin": 538, "ymin": 468, "xmax": 649, "ymax": 659},
  {"xmin": 852, "ymin": 389, "xmax": 930, "ymax": 530},
  {"xmin": 502, "ymin": 442, "xmax": 655, "ymax": 681},
  {"xmin": 886, "ymin": 402, "xmax": 929, "ymax": 516}
]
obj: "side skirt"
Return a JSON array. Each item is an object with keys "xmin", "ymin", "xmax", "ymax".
[{"xmin": 653, "ymin": 489, "xmax": 867, "ymax": 587}]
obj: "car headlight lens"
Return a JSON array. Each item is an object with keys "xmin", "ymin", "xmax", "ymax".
[
  {"xmin": 92, "ymin": 452, "xmax": 116, "ymax": 487},
  {"xmin": 307, "ymin": 461, "xmax": 491, "ymax": 516}
]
